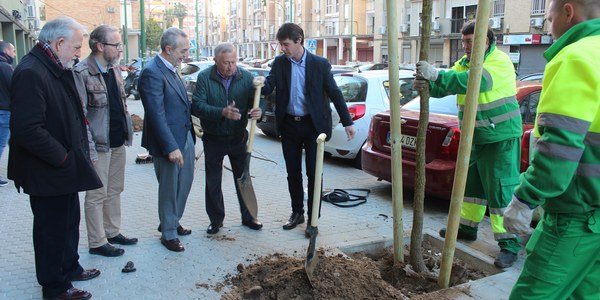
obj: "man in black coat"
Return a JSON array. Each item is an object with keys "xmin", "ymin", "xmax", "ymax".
[
  {"xmin": 0, "ymin": 40, "xmax": 15, "ymax": 187},
  {"xmin": 9, "ymin": 17, "xmax": 103, "ymax": 300},
  {"xmin": 254, "ymin": 23, "xmax": 356, "ymax": 238}
]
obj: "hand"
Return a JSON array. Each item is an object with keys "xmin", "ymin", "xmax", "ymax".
[
  {"xmin": 504, "ymin": 194, "xmax": 534, "ymax": 235},
  {"xmin": 248, "ymin": 107, "xmax": 262, "ymax": 120},
  {"xmin": 345, "ymin": 125, "xmax": 356, "ymax": 141},
  {"xmin": 413, "ymin": 79, "xmax": 430, "ymax": 91},
  {"xmin": 168, "ymin": 149, "xmax": 184, "ymax": 167},
  {"xmin": 222, "ymin": 101, "xmax": 241, "ymax": 120},
  {"xmin": 253, "ymin": 76, "xmax": 265, "ymax": 87},
  {"xmin": 416, "ymin": 61, "xmax": 439, "ymax": 81}
]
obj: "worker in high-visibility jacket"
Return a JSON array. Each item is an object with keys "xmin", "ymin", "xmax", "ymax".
[
  {"xmin": 414, "ymin": 20, "xmax": 522, "ymax": 268},
  {"xmin": 505, "ymin": 0, "xmax": 600, "ymax": 298}
]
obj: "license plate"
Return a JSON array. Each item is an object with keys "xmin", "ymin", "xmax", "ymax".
[{"xmin": 386, "ymin": 131, "xmax": 417, "ymax": 149}]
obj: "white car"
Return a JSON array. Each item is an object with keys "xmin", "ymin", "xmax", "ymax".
[
  {"xmin": 327, "ymin": 70, "xmax": 418, "ymax": 168},
  {"xmin": 180, "ymin": 61, "xmax": 215, "ymax": 82}
]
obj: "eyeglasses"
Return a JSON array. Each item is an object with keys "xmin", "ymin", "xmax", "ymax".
[{"xmin": 103, "ymin": 42, "xmax": 123, "ymax": 49}]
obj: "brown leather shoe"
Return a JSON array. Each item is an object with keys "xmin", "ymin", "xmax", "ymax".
[
  {"xmin": 161, "ymin": 237, "xmax": 184, "ymax": 252},
  {"xmin": 44, "ymin": 287, "xmax": 91, "ymax": 300},
  {"xmin": 157, "ymin": 224, "xmax": 192, "ymax": 236},
  {"xmin": 70, "ymin": 269, "xmax": 100, "ymax": 281}
]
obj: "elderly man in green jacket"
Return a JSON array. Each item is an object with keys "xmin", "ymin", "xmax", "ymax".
[{"xmin": 192, "ymin": 42, "xmax": 264, "ymax": 235}]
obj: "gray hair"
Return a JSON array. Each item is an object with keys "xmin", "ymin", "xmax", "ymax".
[
  {"xmin": 89, "ymin": 25, "xmax": 119, "ymax": 53},
  {"xmin": 38, "ymin": 17, "xmax": 87, "ymax": 44},
  {"xmin": 160, "ymin": 27, "xmax": 187, "ymax": 51},
  {"xmin": 214, "ymin": 43, "xmax": 236, "ymax": 59},
  {"xmin": 0, "ymin": 41, "xmax": 13, "ymax": 53}
]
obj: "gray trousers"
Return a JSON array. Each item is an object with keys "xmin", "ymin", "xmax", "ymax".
[{"xmin": 154, "ymin": 133, "xmax": 195, "ymax": 240}]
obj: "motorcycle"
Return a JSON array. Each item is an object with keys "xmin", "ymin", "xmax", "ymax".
[{"xmin": 124, "ymin": 68, "xmax": 141, "ymax": 100}]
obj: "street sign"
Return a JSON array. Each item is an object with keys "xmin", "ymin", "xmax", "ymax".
[
  {"xmin": 306, "ymin": 39, "xmax": 317, "ymax": 54},
  {"xmin": 189, "ymin": 39, "xmax": 197, "ymax": 51},
  {"xmin": 270, "ymin": 42, "xmax": 278, "ymax": 52}
]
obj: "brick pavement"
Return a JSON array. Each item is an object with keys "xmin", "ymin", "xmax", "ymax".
[{"xmin": 0, "ymin": 98, "xmax": 522, "ymax": 299}]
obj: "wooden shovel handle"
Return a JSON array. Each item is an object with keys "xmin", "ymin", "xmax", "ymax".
[
  {"xmin": 310, "ymin": 133, "xmax": 327, "ymax": 227},
  {"xmin": 246, "ymin": 84, "xmax": 263, "ymax": 153}
]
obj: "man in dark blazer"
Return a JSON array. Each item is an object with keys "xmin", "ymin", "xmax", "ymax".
[
  {"xmin": 254, "ymin": 23, "xmax": 356, "ymax": 238},
  {"xmin": 9, "ymin": 17, "xmax": 103, "ymax": 300},
  {"xmin": 138, "ymin": 27, "xmax": 195, "ymax": 252}
]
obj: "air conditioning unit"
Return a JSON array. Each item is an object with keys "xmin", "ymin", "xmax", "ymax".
[
  {"xmin": 379, "ymin": 26, "xmax": 387, "ymax": 35},
  {"xmin": 489, "ymin": 17, "xmax": 502, "ymax": 30},
  {"xmin": 530, "ymin": 17, "xmax": 544, "ymax": 28},
  {"xmin": 106, "ymin": 7, "xmax": 115, "ymax": 13},
  {"xmin": 400, "ymin": 23, "xmax": 409, "ymax": 33},
  {"xmin": 432, "ymin": 20, "xmax": 441, "ymax": 31}
]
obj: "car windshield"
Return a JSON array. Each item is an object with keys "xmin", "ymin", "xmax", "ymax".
[
  {"xmin": 334, "ymin": 76, "xmax": 368, "ymax": 103},
  {"xmin": 384, "ymin": 79, "xmax": 419, "ymax": 105},
  {"xmin": 402, "ymin": 94, "xmax": 458, "ymax": 116},
  {"xmin": 180, "ymin": 64, "xmax": 200, "ymax": 76}
]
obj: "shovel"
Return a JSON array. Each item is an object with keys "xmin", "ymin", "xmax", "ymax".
[
  {"xmin": 235, "ymin": 84, "xmax": 263, "ymax": 219},
  {"xmin": 304, "ymin": 133, "xmax": 327, "ymax": 287}
]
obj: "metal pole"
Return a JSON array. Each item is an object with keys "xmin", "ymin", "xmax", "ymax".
[
  {"xmin": 195, "ymin": 0, "xmax": 199, "ymax": 61},
  {"xmin": 386, "ymin": 0, "xmax": 404, "ymax": 264},
  {"xmin": 140, "ymin": 0, "xmax": 146, "ymax": 66},
  {"xmin": 350, "ymin": 0, "xmax": 354, "ymax": 62},
  {"xmin": 438, "ymin": 0, "xmax": 491, "ymax": 289},
  {"xmin": 123, "ymin": 0, "xmax": 129, "ymax": 63},
  {"xmin": 289, "ymin": 0, "xmax": 293, "ymax": 23}
]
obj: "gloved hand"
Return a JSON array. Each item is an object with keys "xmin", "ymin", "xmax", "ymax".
[
  {"xmin": 416, "ymin": 61, "xmax": 439, "ymax": 81},
  {"xmin": 413, "ymin": 79, "xmax": 430, "ymax": 91},
  {"xmin": 253, "ymin": 76, "xmax": 265, "ymax": 87},
  {"xmin": 504, "ymin": 194, "xmax": 534, "ymax": 235}
]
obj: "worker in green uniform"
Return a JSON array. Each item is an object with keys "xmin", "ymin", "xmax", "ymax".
[
  {"xmin": 505, "ymin": 0, "xmax": 600, "ymax": 298},
  {"xmin": 414, "ymin": 20, "xmax": 522, "ymax": 268}
]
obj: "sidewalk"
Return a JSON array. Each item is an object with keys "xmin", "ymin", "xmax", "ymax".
[{"xmin": 0, "ymin": 99, "xmax": 518, "ymax": 299}]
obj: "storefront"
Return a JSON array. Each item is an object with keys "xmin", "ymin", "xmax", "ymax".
[{"xmin": 501, "ymin": 34, "xmax": 553, "ymax": 75}]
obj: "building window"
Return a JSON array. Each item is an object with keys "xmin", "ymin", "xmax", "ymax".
[
  {"xmin": 366, "ymin": 12, "xmax": 374, "ymax": 34},
  {"xmin": 366, "ymin": 0, "xmax": 374, "ymax": 11},
  {"xmin": 492, "ymin": 0, "xmax": 505, "ymax": 17},
  {"xmin": 326, "ymin": 0, "xmax": 338, "ymax": 14},
  {"xmin": 254, "ymin": 13, "xmax": 262, "ymax": 26},
  {"xmin": 253, "ymin": 0, "xmax": 261, "ymax": 11},
  {"xmin": 531, "ymin": 0, "xmax": 545, "ymax": 15}
]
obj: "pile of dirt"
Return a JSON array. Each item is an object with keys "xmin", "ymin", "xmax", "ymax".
[{"xmin": 217, "ymin": 241, "xmax": 489, "ymax": 299}]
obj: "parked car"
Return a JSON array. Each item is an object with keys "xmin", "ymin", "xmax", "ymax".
[
  {"xmin": 361, "ymin": 80, "xmax": 542, "ymax": 199},
  {"xmin": 180, "ymin": 61, "xmax": 215, "ymax": 83},
  {"xmin": 517, "ymin": 72, "xmax": 544, "ymax": 82},
  {"xmin": 256, "ymin": 70, "xmax": 419, "ymax": 168}
]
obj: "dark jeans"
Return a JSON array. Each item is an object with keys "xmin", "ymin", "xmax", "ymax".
[
  {"xmin": 202, "ymin": 133, "xmax": 253, "ymax": 224},
  {"xmin": 280, "ymin": 114, "xmax": 322, "ymax": 220},
  {"xmin": 30, "ymin": 193, "xmax": 84, "ymax": 297}
]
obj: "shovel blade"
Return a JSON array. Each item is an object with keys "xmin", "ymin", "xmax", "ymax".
[
  {"xmin": 236, "ymin": 175, "xmax": 258, "ymax": 219},
  {"xmin": 304, "ymin": 227, "xmax": 319, "ymax": 287}
]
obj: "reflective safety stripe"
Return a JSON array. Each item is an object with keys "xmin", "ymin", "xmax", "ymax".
[
  {"xmin": 536, "ymin": 140, "xmax": 584, "ymax": 162},
  {"xmin": 474, "ymin": 109, "xmax": 521, "ymax": 127},
  {"xmin": 482, "ymin": 68, "xmax": 493, "ymax": 90},
  {"xmin": 489, "ymin": 207, "xmax": 506, "ymax": 216},
  {"xmin": 537, "ymin": 113, "xmax": 591, "ymax": 135},
  {"xmin": 464, "ymin": 196, "xmax": 488, "ymax": 206},
  {"xmin": 585, "ymin": 132, "xmax": 600, "ymax": 146},
  {"xmin": 490, "ymin": 214, "xmax": 507, "ymax": 234},
  {"xmin": 576, "ymin": 163, "xmax": 600, "ymax": 177},
  {"xmin": 458, "ymin": 95, "xmax": 517, "ymax": 112},
  {"xmin": 494, "ymin": 232, "xmax": 517, "ymax": 240},
  {"xmin": 460, "ymin": 218, "xmax": 479, "ymax": 228}
]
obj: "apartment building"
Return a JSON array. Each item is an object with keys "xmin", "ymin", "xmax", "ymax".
[
  {"xmin": 202, "ymin": 0, "xmax": 550, "ymax": 74},
  {"xmin": 0, "ymin": 0, "xmax": 39, "ymax": 65}
]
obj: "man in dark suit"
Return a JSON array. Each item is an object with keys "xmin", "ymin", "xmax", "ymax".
[
  {"xmin": 138, "ymin": 27, "xmax": 195, "ymax": 252},
  {"xmin": 9, "ymin": 17, "xmax": 103, "ymax": 300},
  {"xmin": 254, "ymin": 23, "xmax": 356, "ymax": 238}
]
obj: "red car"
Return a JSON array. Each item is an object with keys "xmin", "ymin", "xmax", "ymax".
[{"xmin": 361, "ymin": 81, "xmax": 542, "ymax": 199}]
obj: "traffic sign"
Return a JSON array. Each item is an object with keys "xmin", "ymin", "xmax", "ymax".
[
  {"xmin": 270, "ymin": 42, "xmax": 278, "ymax": 51},
  {"xmin": 189, "ymin": 39, "xmax": 197, "ymax": 50},
  {"xmin": 306, "ymin": 39, "xmax": 317, "ymax": 54}
]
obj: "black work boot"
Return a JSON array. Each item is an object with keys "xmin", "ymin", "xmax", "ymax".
[
  {"xmin": 494, "ymin": 249, "xmax": 518, "ymax": 268},
  {"xmin": 439, "ymin": 228, "xmax": 477, "ymax": 241}
]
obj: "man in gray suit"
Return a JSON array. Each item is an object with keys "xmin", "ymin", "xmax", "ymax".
[{"xmin": 138, "ymin": 27, "xmax": 195, "ymax": 252}]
